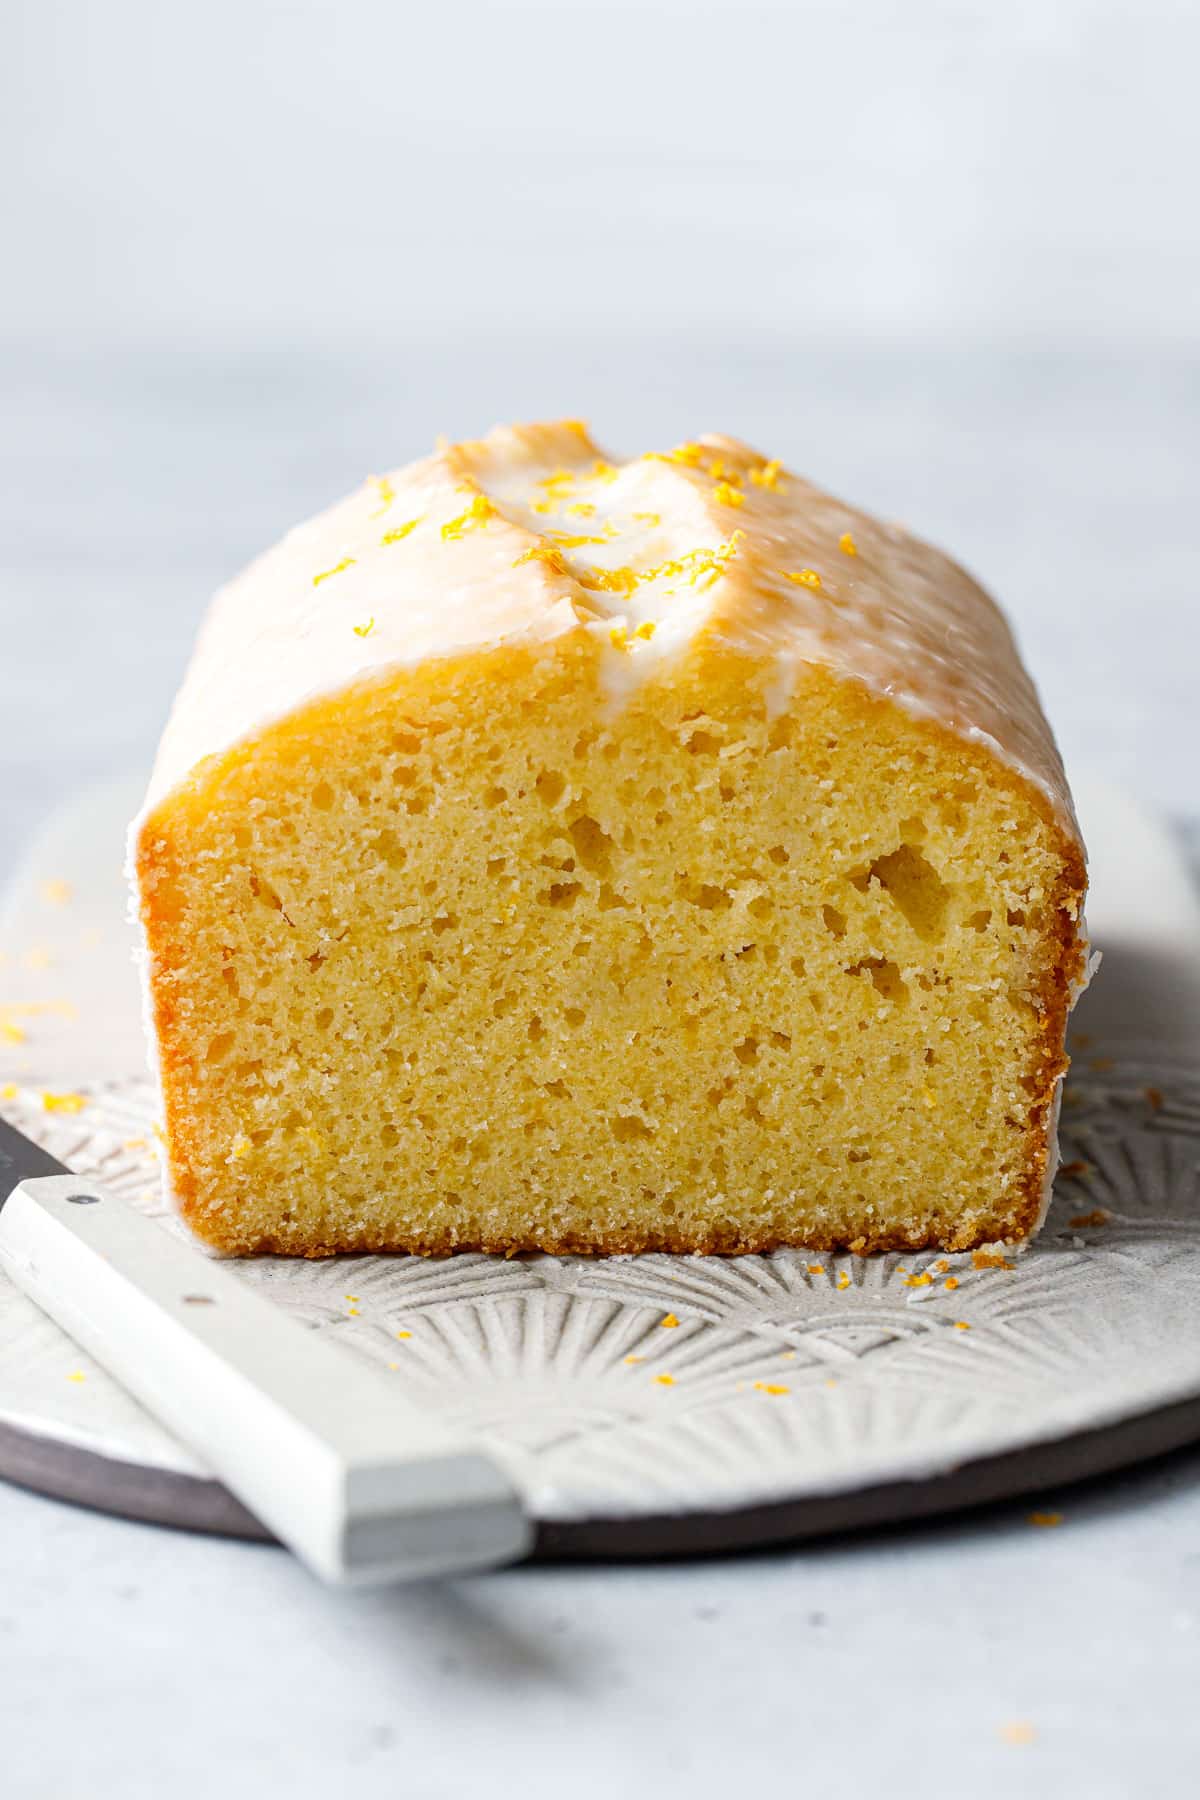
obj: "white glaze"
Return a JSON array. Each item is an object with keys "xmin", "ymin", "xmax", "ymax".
[{"xmin": 137, "ymin": 420, "xmax": 1082, "ymax": 847}]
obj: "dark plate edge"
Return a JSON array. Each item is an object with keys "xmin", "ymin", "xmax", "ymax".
[{"xmin": 3, "ymin": 1390, "xmax": 1200, "ymax": 1562}]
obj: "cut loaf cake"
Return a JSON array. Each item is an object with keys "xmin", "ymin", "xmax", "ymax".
[{"xmin": 132, "ymin": 421, "xmax": 1088, "ymax": 1256}]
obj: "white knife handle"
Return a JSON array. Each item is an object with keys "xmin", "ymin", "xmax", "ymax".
[{"xmin": 0, "ymin": 1175, "xmax": 531, "ymax": 1584}]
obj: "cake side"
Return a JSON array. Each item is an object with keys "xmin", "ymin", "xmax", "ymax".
[{"xmin": 135, "ymin": 633, "xmax": 1086, "ymax": 1258}]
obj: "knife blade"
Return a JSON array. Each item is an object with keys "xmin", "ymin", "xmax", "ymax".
[
  {"xmin": 0, "ymin": 1112, "xmax": 70, "ymax": 1192},
  {"xmin": 0, "ymin": 1107, "xmax": 531, "ymax": 1583}
]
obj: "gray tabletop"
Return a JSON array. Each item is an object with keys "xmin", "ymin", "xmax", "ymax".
[
  {"xmin": 4, "ymin": 0, "xmax": 1200, "ymax": 1788},
  {"xmin": 2, "ymin": 1446, "xmax": 1198, "ymax": 1800}
]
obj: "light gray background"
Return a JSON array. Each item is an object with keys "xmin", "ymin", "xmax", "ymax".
[{"xmin": 2, "ymin": 2, "xmax": 1198, "ymax": 1795}]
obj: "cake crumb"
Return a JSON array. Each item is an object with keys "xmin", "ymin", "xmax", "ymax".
[
  {"xmin": 1028, "ymin": 1511, "xmax": 1063, "ymax": 1528},
  {"xmin": 749, "ymin": 459, "xmax": 785, "ymax": 491},
  {"xmin": 1144, "ymin": 1086, "xmax": 1164, "ymax": 1112},
  {"xmin": 944, "ymin": 1276, "xmax": 959, "ymax": 1290},
  {"xmin": 660, "ymin": 1312, "xmax": 680, "ymax": 1328},
  {"xmin": 753, "ymin": 1381, "xmax": 790, "ymax": 1396},
  {"xmin": 395, "ymin": 1330, "xmax": 412, "ymax": 1340},
  {"xmin": 1068, "ymin": 1209, "xmax": 1110, "ymax": 1230},
  {"xmin": 972, "ymin": 1250, "xmax": 1014, "ymax": 1271},
  {"xmin": 623, "ymin": 1355, "xmax": 643, "ymax": 1365},
  {"xmin": 1059, "ymin": 1159, "xmax": 1090, "ymax": 1178},
  {"xmin": 836, "ymin": 1270, "xmax": 851, "ymax": 1291},
  {"xmin": 40, "ymin": 879, "xmax": 72, "ymax": 906},
  {"xmin": 382, "ymin": 517, "xmax": 422, "ymax": 545},
  {"xmin": 0, "ymin": 1021, "xmax": 25, "ymax": 1045},
  {"xmin": 654, "ymin": 1373, "xmax": 676, "ymax": 1386},
  {"xmin": 65, "ymin": 1370, "xmax": 86, "ymax": 1384},
  {"xmin": 953, "ymin": 1320, "xmax": 971, "ymax": 1331},
  {"xmin": 807, "ymin": 1263, "xmax": 825, "ymax": 1274},
  {"xmin": 902, "ymin": 1272, "xmax": 932, "ymax": 1288},
  {"xmin": 838, "ymin": 531, "xmax": 857, "ymax": 556},
  {"xmin": 1, "ymin": 1082, "xmax": 17, "ymax": 1101},
  {"xmin": 42, "ymin": 1091, "xmax": 87, "ymax": 1115},
  {"xmin": 786, "ymin": 569, "xmax": 822, "ymax": 591}
]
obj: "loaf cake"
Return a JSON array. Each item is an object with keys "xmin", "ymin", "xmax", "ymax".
[{"xmin": 131, "ymin": 420, "xmax": 1089, "ymax": 1257}]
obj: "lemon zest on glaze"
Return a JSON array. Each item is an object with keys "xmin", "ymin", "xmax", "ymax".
[
  {"xmin": 368, "ymin": 475, "xmax": 395, "ymax": 516},
  {"xmin": 514, "ymin": 544, "xmax": 569, "ymax": 576},
  {"xmin": 442, "ymin": 494, "xmax": 495, "ymax": 540},
  {"xmin": 313, "ymin": 558, "xmax": 355, "ymax": 587},
  {"xmin": 645, "ymin": 442, "xmax": 705, "ymax": 468},
  {"xmin": 580, "ymin": 566, "xmax": 640, "ymax": 597}
]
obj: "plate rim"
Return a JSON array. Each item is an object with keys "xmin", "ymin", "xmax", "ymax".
[{"xmin": 4, "ymin": 1386, "xmax": 1200, "ymax": 1561}]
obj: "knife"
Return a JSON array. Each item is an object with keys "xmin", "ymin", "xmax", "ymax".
[{"xmin": 0, "ymin": 1111, "xmax": 531, "ymax": 1584}]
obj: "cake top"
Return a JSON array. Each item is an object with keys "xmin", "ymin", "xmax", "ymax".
[{"xmin": 143, "ymin": 420, "xmax": 1077, "ymax": 836}]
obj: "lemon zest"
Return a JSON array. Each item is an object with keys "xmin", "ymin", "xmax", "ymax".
[
  {"xmin": 313, "ymin": 557, "xmax": 355, "ymax": 587},
  {"xmin": 514, "ymin": 544, "xmax": 568, "ymax": 576},
  {"xmin": 442, "ymin": 494, "xmax": 494, "ymax": 540},
  {"xmin": 368, "ymin": 475, "xmax": 395, "ymax": 517}
]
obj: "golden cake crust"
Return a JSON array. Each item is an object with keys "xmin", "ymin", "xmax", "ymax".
[{"xmin": 136, "ymin": 552, "xmax": 1088, "ymax": 1262}]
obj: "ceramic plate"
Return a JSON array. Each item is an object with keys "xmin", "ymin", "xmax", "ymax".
[{"xmin": 1, "ymin": 775, "xmax": 1198, "ymax": 1556}]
